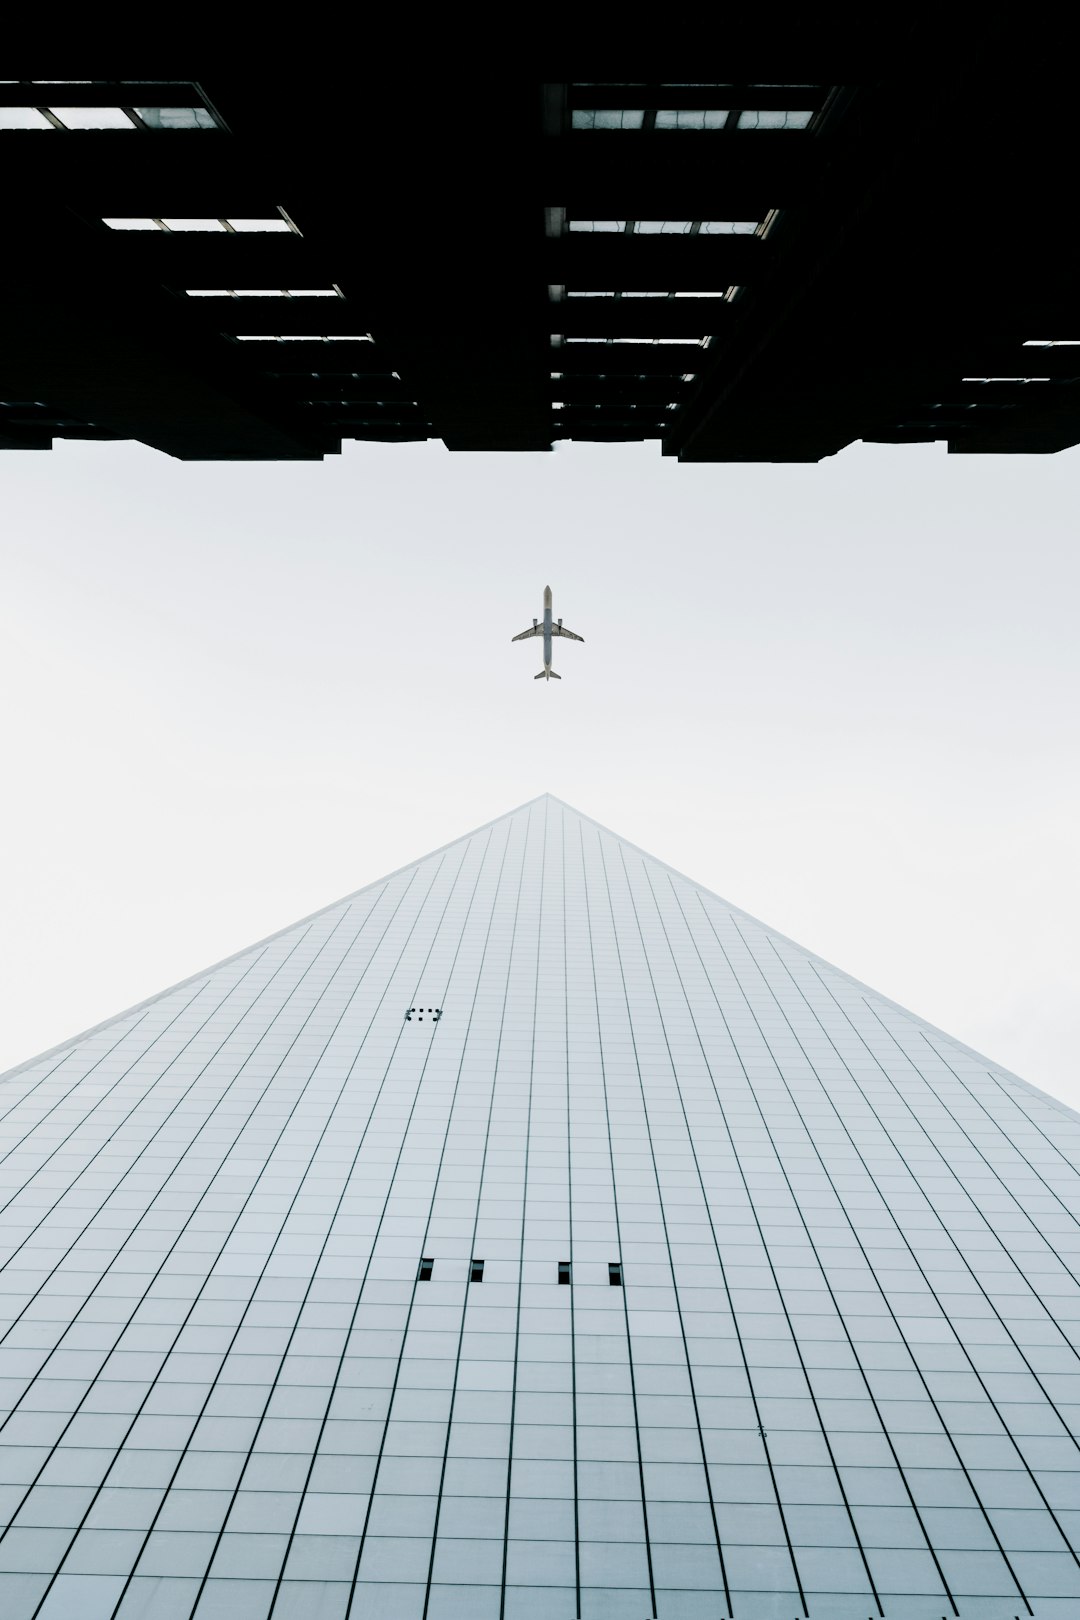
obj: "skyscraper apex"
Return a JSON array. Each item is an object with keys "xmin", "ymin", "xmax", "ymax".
[{"xmin": 2, "ymin": 797, "xmax": 1079, "ymax": 1618}]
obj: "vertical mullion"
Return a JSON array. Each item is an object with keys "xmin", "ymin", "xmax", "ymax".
[
  {"xmin": 411, "ymin": 815, "xmax": 529, "ymax": 1616},
  {"xmin": 601, "ymin": 838, "xmax": 741, "ymax": 1617},
  {"xmin": 577, "ymin": 820, "xmax": 658, "ymax": 1619},
  {"xmin": 23, "ymin": 899, "xmax": 371, "ymax": 1615},
  {"xmin": 563, "ymin": 808, "xmax": 581, "ymax": 1617},
  {"xmin": 640, "ymin": 862, "xmax": 887, "ymax": 1614},
  {"xmin": 675, "ymin": 883, "xmax": 964, "ymax": 1615},
  {"xmin": 340, "ymin": 820, "xmax": 520, "ymax": 1615},
  {"xmin": 859, "ymin": 994, "xmax": 1080, "ymax": 1312},
  {"xmin": 0, "ymin": 917, "xmax": 328, "ymax": 1525},
  {"xmin": 696, "ymin": 891, "xmax": 1035, "ymax": 1613},
  {"xmin": 498, "ymin": 797, "xmax": 548, "ymax": 1617}
]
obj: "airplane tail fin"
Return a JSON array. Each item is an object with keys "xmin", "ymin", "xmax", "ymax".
[{"xmin": 534, "ymin": 668, "xmax": 561, "ymax": 680}]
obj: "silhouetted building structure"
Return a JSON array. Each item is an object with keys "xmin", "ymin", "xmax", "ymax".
[{"xmin": 3, "ymin": 48, "xmax": 1080, "ymax": 463}]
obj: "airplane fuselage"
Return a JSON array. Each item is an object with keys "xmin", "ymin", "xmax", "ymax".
[{"xmin": 511, "ymin": 584, "xmax": 582, "ymax": 680}]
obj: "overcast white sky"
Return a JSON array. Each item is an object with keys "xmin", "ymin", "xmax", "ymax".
[{"xmin": 1, "ymin": 435, "xmax": 1076, "ymax": 1103}]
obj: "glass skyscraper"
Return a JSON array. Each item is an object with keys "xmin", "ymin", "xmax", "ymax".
[{"xmin": 2, "ymin": 795, "xmax": 1079, "ymax": 1620}]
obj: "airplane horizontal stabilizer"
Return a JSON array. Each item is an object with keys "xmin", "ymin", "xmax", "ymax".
[{"xmin": 535, "ymin": 669, "xmax": 561, "ymax": 680}]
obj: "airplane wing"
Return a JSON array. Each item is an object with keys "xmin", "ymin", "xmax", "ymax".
[
  {"xmin": 511, "ymin": 626, "xmax": 542, "ymax": 641},
  {"xmin": 552, "ymin": 625, "xmax": 584, "ymax": 642}
]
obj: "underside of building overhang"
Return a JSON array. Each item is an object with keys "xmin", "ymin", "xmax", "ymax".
[{"xmin": 4, "ymin": 33, "xmax": 1078, "ymax": 463}]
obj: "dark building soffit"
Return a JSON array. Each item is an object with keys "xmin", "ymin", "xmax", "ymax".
[{"xmin": 2, "ymin": 48, "xmax": 1079, "ymax": 463}]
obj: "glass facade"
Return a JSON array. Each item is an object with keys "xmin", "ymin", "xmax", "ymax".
[{"xmin": 2, "ymin": 794, "xmax": 1080, "ymax": 1619}]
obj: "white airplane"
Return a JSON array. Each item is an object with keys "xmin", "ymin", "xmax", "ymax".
[{"xmin": 512, "ymin": 585, "xmax": 584, "ymax": 681}]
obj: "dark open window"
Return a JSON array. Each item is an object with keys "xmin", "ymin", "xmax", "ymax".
[
  {"xmin": 609, "ymin": 1262, "xmax": 622, "ymax": 1286},
  {"xmin": 418, "ymin": 1257, "xmax": 433, "ymax": 1282},
  {"xmin": 470, "ymin": 1258, "xmax": 484, "ymax": 1283},
  {"xmin": 558, "ymin": 1261, "xmax": 571, "ymax": 1285}
]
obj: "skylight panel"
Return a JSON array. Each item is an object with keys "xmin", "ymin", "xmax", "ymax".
[
  {"xmin": 226, "ymin": 217, "xmax": 292, "ymax": 233},
  {"xmin": 1, "ymin": 103, "xmax": 221, "ymax": 131},
  {"xmin": 562, "ymin": 336, "xmax": 706, "ymax": 345},
  {"xmin": 0, "ymin": 107, "xmax": 53, "ymax": 129},
  {"xmin": 655, "ymin": 109, "xmax": 727, "ymax": 129},
  {"xmin": 186, "ymin": 288, "xmax": 341, "ymax": 298},
  {"xmin": 162, "ymin": 217, "xmax": 227, "ymax": 232},
  {"xmin": 566, "ymin": 291, "xmax": 728, "ymax": 302},
  {"xmin": 737, "ymin": 109, "xmax": 813, "ymax": 129},
  {"xmin": 134, "ymin": 106, "xmax": 217, "ymax": 129},
  {"xmin": 303, "ymin": 398, "xmax": 414, "ymax": 409},
  {"xmin": 49, "ymin": 106, "xmax": 134, "ymax": 129},
  {"xmin": 1023, "ymin": 339, "xmax": 1080, "ymax": 346},
  {"xmin": 232, "ymin": 334, "xmax": 372, "ymax": 343},
  {"xmin": 103, "ymin": 216, "xmax": 294, "ymax": 234},
  {"xmin": 568, "ymin": 218, "xmax": 759, "ymax": 237},
  {"xmin": 571, "ymin": 109, "xmax": 644, "ymax": 130}
]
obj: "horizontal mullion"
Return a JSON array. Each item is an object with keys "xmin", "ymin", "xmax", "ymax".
[
  {"xmin": 553, "ymin": 379, "xmax": 689, "ymax": 405},
  {"xmin": 928, "ymin": 383, "xmax": 1076, "ymax": 405},
  {"xmin": 552, "ymin": 342, "xmax": 704, "ymax": 372},
  {"xmin": 299, "ymin": 393, "xmax": 420, "ymax": 410},
  {"xmin": 567, "ymin": 85, "xmax": 829, "ymax": 112},
  {"xmin": 92, "ymin": 234, "xmax": 317, "ymax": 277},
  {"xmin": 3, "ymin": 138, "xmax": 286, "ymax": 201},
  {"xmin": 955, "ymin": 352, "xmax": 1080, "ymax": 381},
  {"xmin": 555, "ymin": 428, "xmax": 656, "ymax": 442},
  {"xmin": 555, "ymin": 298, "xmax": 727, "ymax": 338},
  {"xmin": 265, "ymin": 371, "xmax": 402, "ymax": 394},
  {"xmin": 550, "ymin": 235, "xmax": 765, "ymax": 288},
  {"xmin": 0, "ymin": 82, "xmax": 202, "ymax": 107},
  {"xmin": 338, "ymin": 424, "xmax": 430, "ymax": 441},
  {"xmin": 546, "ymin": 133, "xmax": 815, "ymax": 199},
  {"xmin": 225, "ymin": 340, "xmax": 378, "ymax": 363},
  {"xmin": 946, "ymin": 420, "xmax": 1080, "ymax": 455},
  {"xmin": 557, "ymin": 193, "xmax": 790, "ymax": 220},
  {"xmin": 556, "ymin": 408, "xmax": 668, "ymax": 428},
  {"xmin": 189, "ymin": 299, "xmax": 359, "ymax": 333}
]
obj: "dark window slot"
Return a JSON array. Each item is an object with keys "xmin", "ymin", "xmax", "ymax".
[
  {"xmin": 609, "ymin": 1262, "xmax": 623, "ymax": 1286},
  {"xmin": 418, "ymin": 1257, "xmax": 433, "ymax": 1282},
  {"xmin": 470, "ymin": 1259, "xmax": 485, "ymax": 1283},
  {"xmin": 558, "ymin": 1261, "xmax": 571, "ymax": 1285}
]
